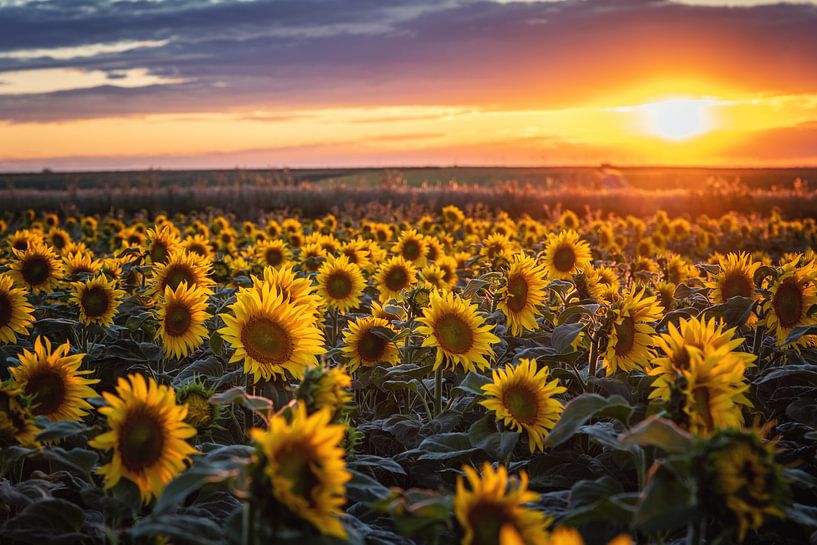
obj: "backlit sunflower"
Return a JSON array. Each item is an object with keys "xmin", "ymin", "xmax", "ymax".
[
  {"xmin": 763, "ymin": 259, "xmax": 817, "ymax": 348},
  {"xmin": 219, "ymin": 282, "xmax": 324, "ymax": 382},
  {"xmin": 454, "ymin": 463, "xmax": 549, "ymax": 545},
  {"xmin": 181, "ymin": 234, "xmax": 214, "ymax": 260},
  {"xmin": 144, "ymin": 224, "xmax": 180, "ymax": 265},
  {"xmin": 421, "ymin": 263, "xmax": 449, "ymax": 290},
  {"xmin": 89, "ymin": 373, "xmax": 198, "ymax": 503},
  {"xmin": 0, "ymin": 380, "xmax": 40, "ymax": 447},
  {"xmin": 416, "ymin": 290, "xmax": 499, "ymax": 372},
  {"xmin": 250, "ymin": 406, "xmax": 350, "ymax": 538},
  {"xmin": 698, "ymin": 430, "xmax": 788, "ymax": 542},
  {"xmin": 481, "ymin": 359, "xmax": 566, "ymax": 452},
  {"xmin": 253, "ymin": 265, "xmax": 323, "ymax": 318},
  {"xmin": 316, "ymin": 254, "xmax": 365, "ymax": 313},
  {"xmin": 677, "ymin": 350, "xmax": 751, "ymax": 435},
  {"xmin": 706, "ymin": 252, "xmax": 760, "ymax": 310},
  {"xmin": 148, "ymin": 248, "xmax": 214, "ymax": 298},
  {"xmin": 0, "ymin": 273, "xmax": 35, "ymax": 344},
  {"xmin": 375, "ymin": 255, "xmax": 417, "ymax": 302},
  {"xmin": 71, "ymin": 275, "xmax": 125, "ymax": 327},
  {"xmin": 10, "ymin": 337, "xmax": 98, "ymax": 422},
  {"xmin": 176, "ymin": 381, "xmax": 220, "ymax": 432},
  {"xmin": 157, "ymin": 282, "xmax": 211, "ymax": 359},
  {"xmin": 498, "ymin": 254, "xmax": 548, "ymax": 336},
  {"xmin": 254, "ymin": 239, "xmax": 291, "ymax": 269},
  {"xmin": 9, "ymin": 241, "xmax": 64, "ymax": 294},
  {"xmin": 62, "ymin": 250, "xmax": 102, "ymax": 279},
  {"xmin": 649, "ymin": 316, "xmax": 756, "ymax": 401},
  {"xmin": 602, "ymin": 288, "xmax": 663, "ymax": 375},
  {"xmin": 341, "ymin": 316, "xmax": 400, "ymax": 371},
  {"xmin": 542, "ymin": 230, "xmax": 592, "ymax": 280},
  {"xmin": 296, "ymin": 365, "xmax": 352, "ymax": 416}
]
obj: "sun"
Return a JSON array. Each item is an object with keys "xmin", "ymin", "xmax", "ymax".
[{"xmin": 641, "ymin": 98, "xmax": 714, "ymax": 140}]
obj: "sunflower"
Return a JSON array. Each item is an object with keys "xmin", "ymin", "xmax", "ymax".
[
  {"xmin": 375, "ymin": 255, "xmax": 417, "ymax": 302},
  {"xmin": 46, "ymin": 227, "xmax": 72, "ymax": 253},
  {"xmin": 498, "ymin": 254, "xmax": 548, "ymax": 336},
  {"xmin": 339, "ymin": 239, "xmax": 371, "ymax": 270},
  {"xmin": 571, "ymin": 267, "xmax": 606, "ymax": 302},
  {"xmin": 181, "ymin": 234, "xmax": 214, "ymax": 260},
  {"xmin": 62, "ymin": 250, "xmax": 102, "ymax": 279},
  {"xmin": 454, "ymin": 463, "xmax": 549, "ymax": 545},
  {"xmin": 10, "ymin": 337, "xmax": 98, "ymax": 421},
  {"xmin": 706, "ymin": 252, "xmax": 760, "ymax": 307},
  {"xmin": 176, "ymin": 381, "xmax": 220, "ymax": 432},
  {"xmin": 649, "ymin": 316, "xmax": 756, "ymax": 401},
  {"xmin": 341, "ymin": 316, "xmax": 400, "ymax": 371},
  {"xmin": 698, "ymin": 430, "xmax": 788, "ymax": 542},
  {"xmin": 602, "ymin": 288, "xmax": 663, "ymax": 375},
  {"xmin": 7, "ymin": 229, "xmax": 42, "ymax": 253},
  {"xmin": 394, "ymin": 229, "xmax": 428, "ymax": 266},
  {"xmin": 144, "ymin": 224, "xmax": 180, "ymax": 265},
  {"xmin": 89, "ymin": 373, "xmax": 197, "ymax": 503},
  {"xmin": 0, "ymin": 380, "xmax": 40, "ymax": 447},
  {"xmin": 157, "ymin": 282, "xmax": 211, "ymax": 359},
  {"xmin": 0, "ymin": 273, "xmax": 35, "ymax": 344},
  {"xmin": 71, "ymin": 275, "xmax": 126, "ymax": 327},
  {"xmin": 416, "ymin": 290, "xmax": 499, "ymax": 372},
  {"xmin": 542, "ymin": 230, "xmax": 592, "ymax": 280},
  {"xmin": 763, "ymin": 259, "xmax": 817, "ymax": 348},
  {"xmin": 421, "ymin": 263, "xmax": 449, "ymax": 290},
  {"xmin": 148, "ymin": 248, "xmax": 214, "ymax": 298},
  {"xmin": 9, "ymin": 242, "xmax": 64, "ymax": 294},
  {"xmin": 316, "ymin": 254, "xmax": 365, "ymax": 313},
  {"xmin": 481, "ymin": 359, "xmax": 566, "ymax": 452},
  {"xmin": 480, "ymin": 233, "xmax": 513, "ymax": 262},
  {"xmin": 250, "ymin": 406, "xmax": 350, "ymax": 538},
  {"xmin": 678, "ymin": 350, "xmax": 751, "ymax": 435},
  {"xmin": 254, "ymin": 239, "xmax": 291, "ymax": 269},
  {"xmin": 296, "ymin": 365, "xmax": 352, "ymax": 416},
  {"xmin": 253, "ymin": 265, "xmax": 323, "ymax": 318},
  {"xmin": 219, "ymin": 282, "xmax": 324, "ymax": 382}
]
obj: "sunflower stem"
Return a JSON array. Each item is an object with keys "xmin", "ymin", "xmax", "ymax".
[
  {"xmin": 752, "ymin": 324, "xmax": 764, "ymax": 357},
  {"xmin": 686, "ymin": 520, "xmax": 702, "ymax": 545},
  {"xmin": 242, "ymin": 501, "xmax": 255, "ymax": 545},
  {"xmin": 433, "ymin": 368, "xmax": 443, "ymax": 417}
]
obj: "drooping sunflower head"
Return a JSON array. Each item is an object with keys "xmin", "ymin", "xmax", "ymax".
[
  {"xmin": 498, "ymin": 254, "xmax": 548, "ymax": 336},
  {"xmin": 149, "ymin": 248, "xmax": 214, "ymax": 298},
  {"xmin": 250, "ymin": 405, "xmax": 350, "ymax": 539},
  {"xmin": 89, "ymin": 373, "xmax": 198, "ymax": 503},
  {"xmin": 9, "ymin": 241, "xmax": 64, "ymax": 294},
  {"xmin": 316, "ymin": 254, "xmax": 365, "ymax": 313},
  {"xmin": 416, "ymin": 290, "xmax": 499, "ymax": 372},
  {"xmin": 0, "ymin": 380, "xmax": 41, "ymax": 447},
  {"xmin": 0, "ymin": 273, "xmax": 35, "ymax": 344},
  {"xmin": 157, "ymin": 281, "xmax": 211, "ymax": 359},
  {"xmin": 421, "ymin": 263, "xmax": 449, "ymax": 290},
  {"xmin": 602, "ymin": 288, "xmax": 662, "ymax": 375},
  {"xmin": 176, "ymin": 381, "xmax": 220, "ymax": 432},
  {"xmin": 144, "ymin": 224, "xmax": 181, "ymax": 265},
  {"xmin": 481, "ymin": 359, "xmax": 566, "ymax": 453},
  {"xmin": 763, "ymin": 259, "xmax": 817, "ymax": 348},
  {"xmin": 218, "ymin": 281, "xmax": 324, "ymax": 383},
  {"xmin": 375, "ymin": 255, "xmax": 417, "ymax": 302},
  {"xmin": 543, "ymin": 230, "xmax": 592, "ymax": 280},
  {"xmin": 296, "ymin": 365, "xmax": 352, "ymax": 416},
  {"xmin": 9, "ymin": 337, "xmax": 98, "ymax": 422},
  {"xmin": 454, "ymin": 463, "xmax": 549, "ymax": 545},
  {"xmin": 697, "ymin": 429, "xmax": 789, "ymax": 542},
  {"xmin": 571, "ymin": 266, "xmax": 605, "ymax": 303},
  {"xmin": 341, "ymin": 316, "xmax": 400, "ymax": 371},
  {"xmin": 71, "ymin": 275, "xmax": 125, "ymax": 327}
]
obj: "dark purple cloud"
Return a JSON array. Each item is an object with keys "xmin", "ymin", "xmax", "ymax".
[{"xmin": 0, "ymin": 0, "xmax": 816, "ymax": 122}]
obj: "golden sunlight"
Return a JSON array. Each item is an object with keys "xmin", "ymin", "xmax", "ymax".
[{"xmin": 640, "ymin": 98, "xmax": 715, "ymax": 141}]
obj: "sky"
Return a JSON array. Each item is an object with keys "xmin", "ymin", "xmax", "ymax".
[{"xmin": 1, "ymin": 0, "xmax": 817, "ymax": 171}]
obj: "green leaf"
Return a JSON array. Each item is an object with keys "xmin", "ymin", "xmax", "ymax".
[
  {"xmin": 130, "ymin": 514, "xmax": 227, "ymax": 545},
  {"xmin": 634, "ymin": 462, "xmax": 696, "ymax": 533},
  {"xmin": 34, "ymin": 420, "xmax": 90, "ymax": 443},
  {"xmin": 454, "ymin": 372, "xmax": 491, "ymax": 397},
  {"xmin": 467, "ymin": 415, "xmax": 519, "ymax": 460},
  {"xmin": 416, "ymin": 433, "xmax": 481, "ymax": 462},
  {"xmin": 619, "ymin": 415, "xmax": 693, "ymax": 453},
  {"xmin": 209, "ymin": 386, "xmax": 273, "ymax": 412},
  {"xmin": 784, "ymin": 324, "xmax": 817, "ymax": 347},
  {"xmin": 545, "ymin": 394, "xmax": 631, "ymax": 448},
  {"xmin": 551, "ymin": 322, "xmax": 585, "ymax": 354}
]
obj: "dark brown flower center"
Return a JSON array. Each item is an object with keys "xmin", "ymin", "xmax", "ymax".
[
  {"xmin": 163, "ymin": 264, "xmax": 195, "ymax": 291},
  {"xmin": 552, "ymin": 245, "xmax": 576, "ymax": 273},
  {"xmin": 384, "ymin": 266, "xmax": 409, "ymax": 292},
  {"xmin": 118, "ymin": 406, "xmax": 166, "ymax": 472},
  {"xmin": 506, "ymin": 274, "xmax": 529, "ymax": 313},
  {"xmin": 773, "ymin": 278, "xmax": 804, "ymax": 329},
  {"xmin": 502, "ymin": 384, "xmax": 539, "ymax": 425},
  {"xmin": 401, "ymin": 240, "xmax": 422, "ymax": 261},
  {"xmin": 21, "ymin": 256, "xmax": 51, "ymax": 286},
  {"xmin": 467, "ymin": 501, "xmax": 512, "ymax": 545},
  {"xmin": 241, "ymin": 317, "xmax": 293, "ymax": 365},
  {"xmin": 275, "ymin": 443, "xmax": 319, "ymax": 502},
  {"xmin": 25, "ymin": 368, "xmax": 66, "ymax": 416},
  {"xmin": 614, "ymin": 317, "xmax": 636, "ymax": 356},
  {"xmin": 434, "ymin": 314, "xmax": 474, "ymax": 354},
  {"xmin": 81, "ymin": 286, "xmax": 111, "ymax": 318},
  {"xmin": 326, "ymin": 272, "xmax": 353, "ymax": 300},
  {"xmin": 721, "ymin": 271, "xmax": 753, "ymax": 300},
  {"xmin": 0, "ymin": 293, "xmax": 12, "ymax": 328},
  {"xmin": 358, "ymin": 329, "xmax": 388, "ymax": 362},
  {"xmin": 265, "ymin": 248, "xmax": 284, "ymax": 267},
  {"xmin": 164, "ymin": 302, "xmax": 192, "ymax": 337}
]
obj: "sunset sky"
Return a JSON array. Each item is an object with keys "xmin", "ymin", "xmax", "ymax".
[{"xmin": 1, "ymin": 0, "xmax": 817, "ymax": 171}]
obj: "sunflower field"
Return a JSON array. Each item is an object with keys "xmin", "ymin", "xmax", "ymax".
[{"xmin": 1, "ymin": 205, "xmax": 817, "ymax": 545}]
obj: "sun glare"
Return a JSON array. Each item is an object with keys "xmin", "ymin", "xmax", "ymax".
[{"xmin": 641, "ymin": 98, "xmax": 714, "ymax": 140}]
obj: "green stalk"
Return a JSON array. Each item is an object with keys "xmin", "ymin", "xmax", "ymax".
[{"xmin": 433, "ymin": 368, "xmax": 443, "ymax": 417}]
